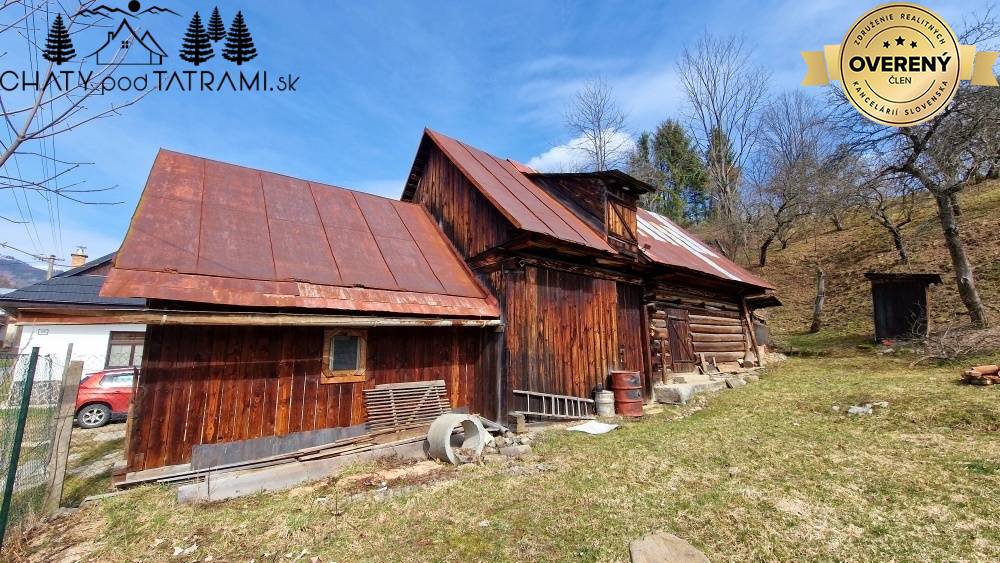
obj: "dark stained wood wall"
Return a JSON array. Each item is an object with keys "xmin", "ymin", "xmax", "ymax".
[
  {"xmin": 128, "ymin": 324, "xmax": 497, "ymax": 471},
  {"xmin": 412, "ymin": 146, "xmax": 513, "ymax": 260},
  {"xmin": 502, "ymin": 264, "xmax": 647, "ymax": 408}
]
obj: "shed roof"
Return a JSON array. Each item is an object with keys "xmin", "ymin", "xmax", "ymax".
[
  {"xmin": 101, "ymin": 150, "xmax": 500, "ymax": 319},
  {"xmin": 0, "ymin": 253, "xmax": 145, "ymax": 309},
  {"xmin": 864, "ymin": 272, "xmax": 942, "ymax": 284},
  {"xmin": 637, "ymin": 209, "xmax": 774, "ymax": 290}
]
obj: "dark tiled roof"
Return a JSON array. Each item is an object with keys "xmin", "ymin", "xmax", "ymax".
[{"xmin": 0, "ymin": 253, "xmax": 145, "ymax": 309}]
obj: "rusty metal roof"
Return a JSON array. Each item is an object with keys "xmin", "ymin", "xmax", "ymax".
[
  {"xmin": 101, "ymin": 150, "xmax": 500, "ymax": 318},
  {"xmin": 404, "ymin": 129, "xmax": 617, "ymax": 254},
  {"xmin": 403, "ymin": 129, "xmax": 772, "ymax": 290},
  {"xmin": 637, "ymin": 209, "xmax": 774, "ymax": 290}
]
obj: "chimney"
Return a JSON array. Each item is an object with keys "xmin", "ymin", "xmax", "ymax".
[{"xmin": 70, "ymin": 246, "xmax": 88, "ymax": 268}]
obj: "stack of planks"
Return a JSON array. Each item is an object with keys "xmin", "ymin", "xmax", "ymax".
[
  {"xmin": 364, "ymin": 380, "xmax": 452, "ymax": 432},
  {"xmin": 963, "ymin": 364, "xmax": 1000, "ymax": 385},
  {"xmin": 119, "ymin": 426, "xmax": 428, "ymax": 488}
]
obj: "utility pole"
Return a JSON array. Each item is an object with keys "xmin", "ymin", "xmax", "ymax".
[{"xmin": 44, "ymin": 254, "xmax": 56, "ymax": 279}]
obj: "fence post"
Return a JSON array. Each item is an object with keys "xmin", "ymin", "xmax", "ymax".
[
  {"xmin": 43, "ymin": 356, "xmax": 83, "ymax": 515},
  {"xmin": 0, "ymin": 346, "xmax": 39, "ymax": 547}
]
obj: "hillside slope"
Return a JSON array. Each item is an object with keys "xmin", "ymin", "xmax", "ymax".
[
  {"xmin": 738, "ymin": 181, "xmax": 1000, "ymax": 338},
  {"xmin": 0, "ymin": 256, "xmax": 47, "ymax": 288}
]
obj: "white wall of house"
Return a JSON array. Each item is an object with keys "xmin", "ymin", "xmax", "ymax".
[{"xmin": 15, "ymin": 324, "xmax": 146, "ymax": 380}]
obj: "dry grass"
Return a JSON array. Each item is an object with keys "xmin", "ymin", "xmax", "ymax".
[
  {"xmin": 12, "ymin": 348, "xmax": 999, "ymax": 562},
  {"xmin": 743, "ymin": 180, "xmax": 1000, "ymax": 336}
]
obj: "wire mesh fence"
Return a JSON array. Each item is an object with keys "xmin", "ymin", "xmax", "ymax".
[{"xmin": 0, "ymin": 349, "xmax": 60, "ymax": 545}]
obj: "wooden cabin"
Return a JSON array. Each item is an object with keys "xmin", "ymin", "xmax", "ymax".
[
  {"xmin": 402, "ymin": 129, "xmax": 774, "ymax": 410},
  {"xmin": 100, "ymin": 130, "xmax": 775, "ymax": 473},
  {"xmin": 101, "ymin": 150, "xmax": 502, "ymax": 472}
]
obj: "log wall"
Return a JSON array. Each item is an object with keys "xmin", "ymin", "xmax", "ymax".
[
  {"xmin": 647, "ymin": 286, "xmax": 752, "ymax": 381},
  {"xmin": 128, "ymin": 324, "xmax": 497, "ymax": 471}
]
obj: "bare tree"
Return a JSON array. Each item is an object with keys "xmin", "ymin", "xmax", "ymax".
[
  {"xmin": 677, "ymin": 33, "xmax": 769, "ymax": 242},
  {"xmin": 564, "ymin": 78, "xmax": 630, "ymax": 171},
  {"xmin": 830, "ymin": 10, "xmax": 1000, "ymax": 327},
  {"xmin": 750, "ymin": 92, "xmax": 828, "ymax": 266},
  {"xmin": 853, "ymin": 176, "xmax": 919, "ymax": 264},
  {"xmin": 0, "ymin": 0, "xmax": 151, "ymax": 226}
]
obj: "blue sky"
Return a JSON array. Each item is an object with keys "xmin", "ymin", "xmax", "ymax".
[{"xmin": 0, "ymin": 0, "xmax": 991, "ymax": 264}]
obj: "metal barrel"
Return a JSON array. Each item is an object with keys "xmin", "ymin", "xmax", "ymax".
[
  {"xmin": 594, "ymin": 390, "xmax": 615, "ymax": 417},
  {"xmin": 609, "ymin": 370, "xmax": 643, "ymax": 417}
]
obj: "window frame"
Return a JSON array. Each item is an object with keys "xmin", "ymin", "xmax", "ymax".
[
  {"xmin": 104, "ymin": 331, "xmax": 145, "ymax": 369},
  {"xmin": 321, "ymin": 329, "xmax": 367, "ymax": 384}
]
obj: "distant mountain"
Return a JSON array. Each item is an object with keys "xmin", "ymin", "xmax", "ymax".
[{"xmin": 0, "ymin": 256, "xmax": 49, "ymax": 289}]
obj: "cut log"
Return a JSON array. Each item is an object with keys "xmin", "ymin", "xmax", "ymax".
[
  {"xmin": 693, "ymin": 341, "xmax": 746, "ymax": 353},
  {"xmin": 688, "ymin": 314, "xmax": 742, "ymax": 326},
  {"xmin": 691, "ymin": 333, "xmax": 746, "ymax": 343},
  {"xmin": 689, "ymin": 323, "xmax": 744, "ymax": 335}
]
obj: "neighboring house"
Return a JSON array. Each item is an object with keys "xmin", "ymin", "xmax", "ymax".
[
  {"xmin": 101, "ymin": 131, "xmax": 775, "ymax": 474},
  {"xmin": 88, "ymin": 19, "xmax": 166, "ymax": 65},
  {"xmin": 0, "ymin": 253, "xmax": 147, "ymax": 381}
]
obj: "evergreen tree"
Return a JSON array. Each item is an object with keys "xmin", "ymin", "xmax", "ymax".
[
  {"xmin": 222, "ymin": 11, "xmax": 257, "ymax": 65},
  {"xmin": 179, "ymin": 11, "xmax": 213, "ymax": 66},
  {"xmin": 207, "ymin": 6, "xmax": 226, "ymax": 42},
  {"xmin": 628, "ymin": 120, "xmax": 709, "ymax": 224},
  {"xmin": 42, "ymin": 14, "xmax": 75, "ymax": 65}
]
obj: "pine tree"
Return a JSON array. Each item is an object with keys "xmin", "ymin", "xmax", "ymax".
[
  {"xmin": 179, "ymin": 11, "xmax": 213, "ymax": 66},
  {"xmin": 207, "ymin": 6, "xmax": 226, "ymax": 42},
  {"xmin": 629, "ymin": 120, "xmax": 709, "ymax": 224},
  {"xmin": 222, "ymin": 11, "xmax": 257, "ymax": 65},
  {"xmin": 42, "ymin": 14, "xmax": 75, "ymax": 65}
]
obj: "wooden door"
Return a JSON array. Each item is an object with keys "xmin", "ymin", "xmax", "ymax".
[{"xmin": 666, "ymin": 308, "xmax": 695, "ymax": 373}]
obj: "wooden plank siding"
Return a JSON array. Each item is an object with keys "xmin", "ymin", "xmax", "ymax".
[
  {"xmin": 411, "ymin": 146, "xmax": 513, "ymax": 260},
  {"xmin": 128, "ymin": 324, "xmax": 497, "ymax": 471},
  {"xmin": 502, "ymin": 264, "xmax": 648, "ymax": 413}
]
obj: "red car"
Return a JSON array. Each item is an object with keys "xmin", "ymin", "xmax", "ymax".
[{"xmin": 75, "ymin": 368, "xmax": 136, "ymax": 428}]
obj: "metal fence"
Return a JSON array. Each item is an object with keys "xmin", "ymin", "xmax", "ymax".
[{"xmin": 0, "ymin": 349, "xmax": 59, "ymax": 545}]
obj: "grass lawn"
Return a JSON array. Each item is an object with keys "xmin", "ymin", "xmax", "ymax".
[{"xmin": 16, "ymin": 349, "xmax": 1000, "ymax": 562}]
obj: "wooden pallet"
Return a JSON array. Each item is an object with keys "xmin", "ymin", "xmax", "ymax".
[{"xmin": 364, "ymin": 380, "xmax": 452, "ymax": 431}]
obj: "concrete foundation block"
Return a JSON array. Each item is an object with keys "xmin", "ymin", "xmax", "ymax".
[{"xmin": 653, "ymin": 383, "xmax": 695, "ymax": 405}]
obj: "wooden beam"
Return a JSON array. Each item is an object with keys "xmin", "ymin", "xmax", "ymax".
[
  {"xmin": 16, "ymin": 311, "xmax": 503, "ymax": 328},
  {"xmin": 43, "ymin": 357, "xmax": 83, "ymax": 514}
]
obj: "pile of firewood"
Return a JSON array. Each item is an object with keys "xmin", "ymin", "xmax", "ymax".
[{"xmin": 962, "ymin": 364, "xmax": 1000, "ymax": 385}]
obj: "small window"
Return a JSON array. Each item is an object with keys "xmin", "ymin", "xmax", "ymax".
[
  {"xmin": 105, "ymin": 332, "xmax": 144, "ymax": 368},
  {"xmin": 322, "ymin": 329, "xmax": 367, "ymax": 384}
]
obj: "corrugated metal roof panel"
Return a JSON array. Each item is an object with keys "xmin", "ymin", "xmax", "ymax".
[
  {"xmin": 637, "ymin": 209, "xmax": 773, "ymax": 290},
  {"xmin": 102, "ymin": 150, "xmax": 499, "ymax": 318}
]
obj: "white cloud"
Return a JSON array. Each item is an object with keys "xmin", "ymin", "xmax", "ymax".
[{"xmin": 526, "ymin": 132, "xmax": 636, "ymax": 173}]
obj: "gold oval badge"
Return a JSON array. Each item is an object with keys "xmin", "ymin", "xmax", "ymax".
[{"xmin": 839, "ymin": 3, "xmax": 960, "ymax": 126}]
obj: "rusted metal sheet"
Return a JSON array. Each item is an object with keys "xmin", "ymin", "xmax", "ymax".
[
  {"xmin": 103, "ymin": 149, "xmax": 500, "ymax": 319},
  {"xmin": 637, "ymin": 209, "xmax": 774, "ymax": 290},
  {"xmin": 419, "ymin": 129, "xmax": 617, "ymax": 254}
]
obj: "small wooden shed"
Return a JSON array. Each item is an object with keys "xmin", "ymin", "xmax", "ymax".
[{"xmin": 864, "ymin": 272, "xmax": 942, "ymax": 342}]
